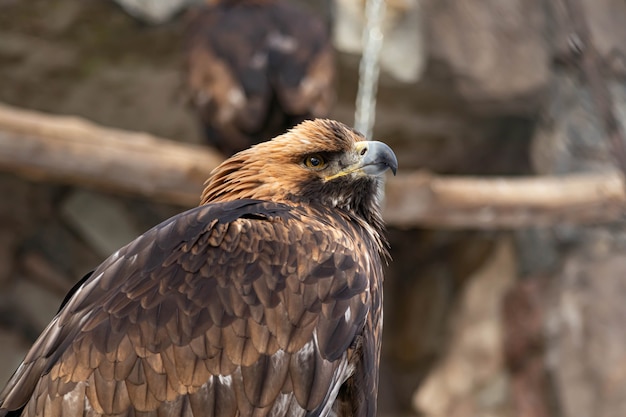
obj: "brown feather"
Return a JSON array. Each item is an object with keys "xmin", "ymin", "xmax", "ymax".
[
  {"xmin": 156, "ymin": 396, "xmax": 190, "ymax": 417},
  {"xmin": 143, "ymin": 359, "xmax": 170, "ymax": 403},
  {"xmin": 241, "ymin": 353, "xmax": 290, "ymax": 408},
  {"xmin": 60, "ymin": 382, "xmax": 85, "ymax": 417},
  {"xmin": 41, "ymin": 394, "xmax": 62, "ymax": 417},
  {"xmin": 184, "ymin": 0, "xmax": 334, "ymax": 156},
  {"xmin": 289, "ymin": 342, "xmax": 336, "ymax": 410},
  {"xmin": 126, "ymin": 366, "xmax": 161, "ymax": 412},
  {"xmin": 0, "ymin": 120, "xmax": 392, "ymax": 417}
]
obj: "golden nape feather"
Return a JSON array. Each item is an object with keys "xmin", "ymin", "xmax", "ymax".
[
  {"xmin": 0, "ymin": 119, "xmax": 396, "ymax": 417},
  {"xmin": 201, "ymin": 119, "xmax": 396, "ymax": 206}
]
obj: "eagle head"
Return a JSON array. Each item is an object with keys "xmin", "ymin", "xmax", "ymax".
[{"xmin": 201, "ymin": 119, "xmax": 397, "ymax": 229}]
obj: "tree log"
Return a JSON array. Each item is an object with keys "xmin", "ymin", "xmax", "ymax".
[
  {"xmin": 384, "ymin": 171, "xmax": 626, "ymax": 228},
  {"xmin": 0, "ymin": 103, "xmax": 223, "ymax": 207},
  {"xmin": 0, "ymin": 102, "xmax": 624, "ymax": 229}
]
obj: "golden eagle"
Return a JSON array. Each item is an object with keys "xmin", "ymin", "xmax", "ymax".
[
  {"xmin": 185, "ymin": 0, "xmax": 335, "ymax": 156},
  {"xmin": 0, "ymin": 119, "xmax": 396, "ymax": 417}
]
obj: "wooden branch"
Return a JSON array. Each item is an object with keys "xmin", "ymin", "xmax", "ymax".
[
  {"xmin": 0, "ymin": 103, "xmax": 624, "ymax": 229},
  {"xmin": 0, "ymin": 103, "xmax": 223, "ymax": 207},
  {"xmin": 383, "ymin": 171, "xmax": 626, "ymax": 228}
]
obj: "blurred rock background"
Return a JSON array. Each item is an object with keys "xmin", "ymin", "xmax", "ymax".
[{"xmin": 1, "ymin": 1, "xmax": 626, "ymax": 417}]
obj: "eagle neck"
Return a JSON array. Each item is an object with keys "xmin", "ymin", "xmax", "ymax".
[{"xmin": 305, "ymin": 201, "xmax": 388, "ymax": 262}]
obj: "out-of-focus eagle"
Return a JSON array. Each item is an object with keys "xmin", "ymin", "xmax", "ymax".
[
  {"xmin": 0, "ymin": 120, "xmax": 396, "ymax": 417},
  {"xmin": 184, "ymin": 0, "xmax": 335, "ymax": 156}
]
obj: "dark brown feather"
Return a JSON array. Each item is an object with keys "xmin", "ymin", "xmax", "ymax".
[
  {"xmin": 184, "ymin": 0, "xmax": 335, "ymax": 156},
  {"xmin": 1, "ymin": 120, "xmax": 393, "ymax": 417}
]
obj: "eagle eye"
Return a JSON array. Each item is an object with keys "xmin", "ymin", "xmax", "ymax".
[{"xmin": 304, "ymin": 154, "xmax": 327, "ymax": 170}]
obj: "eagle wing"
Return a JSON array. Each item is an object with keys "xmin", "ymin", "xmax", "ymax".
[
  {"xmin": 186, "ymin": 4, "xmax": 272, "ymax": 150},
  {"xmin": 185, "ymin": 1, "xmax": 334, "ymax": 155},
  {"xmin": 268, "ymin": 2, "xmax": 334, "ymax": 119},
  {"xmin": 0, "ymin": 199, "xmax": 372, "ymax": 417}
]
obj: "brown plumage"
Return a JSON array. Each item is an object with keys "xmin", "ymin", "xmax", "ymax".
[
  {"xmin": 184, "ymin": 0, "xmax": 335, "ymax": 156},
  {"xmin": 0, "ymin": 119, "xmax": 397, "ymax": 417}
]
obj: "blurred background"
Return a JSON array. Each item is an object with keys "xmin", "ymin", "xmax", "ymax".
[{"xmin": 1, "ymin": 0, "xmax": 626, "ymax": 416}]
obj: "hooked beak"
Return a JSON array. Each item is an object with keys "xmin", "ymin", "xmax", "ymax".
[
  {"xmin": 354, "ymin": 140, "xmax": 398, "ymax": 176},
  {"xmin": 324, "ymin": 140, "xmax": 398, "ymax": 181}
]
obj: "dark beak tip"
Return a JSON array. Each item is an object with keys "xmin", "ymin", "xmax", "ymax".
[{"xmin": 386, "ymin": 150, "xmax": 398, "ymax": 176}]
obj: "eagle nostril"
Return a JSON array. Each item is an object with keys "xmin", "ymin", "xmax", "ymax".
[{"xmin": 360, "ymin": 147, "xmax": 367, "ymax": 156}]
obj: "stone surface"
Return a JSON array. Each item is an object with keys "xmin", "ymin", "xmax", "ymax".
[
  {"xmin": 0, "ymin": 231, "xmax": 17, "ymax": 289},
  {"xmin": 531, "ymin": 74, "xmax": 626, "ymax": 174},
  {"xmin": 61, "ymin": 190, "xmax": 144, "ymax": 258},
  {"xmin": 0, "ymin": 174, "xmax": 59, "ymax": 290},
  {"xmin": 24, "ymin": 219, "xmax": 102, "ymax": 286},
  {"xmin": 19, "ymin": 251, "xmax": 76, "ymax": 296},
  {"xmin": 0, "ymin": 0, "xmax": 199, "ymax": 143},
  {"xmin": 413, "ymin": 239, "xmax": 516, "ymax": 417},
  {"xmin": 0, "ymin": 329, "xmax": 29, "ymax": 388},
  {"xmin": 531, "ymin": 75, "xmax": 626, "ymax": 175},
  {"xmin": 0, "ymin": 32, "xmax": 77, "ymax": 78},
  {"xmin": 550, "ymin": 0, "xmax": 626, "ymax": 76},
  {"xmin": 9, "ymin": 279, "xmax": 64, "ymax": 333},
  {"xmin": 379, "ymin": 229, "xmax": 498, "ymax": 412},
  {"xmin": 544, "ymin": 239, "xmax": 626, "ymax": 417},
  {"xmin": 425, "ymin": 0, "xmax": 550, "ymax": 110},
  {"xmin": 503, "ymin": 278, "xmax": 552, "ymax": 417}
]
